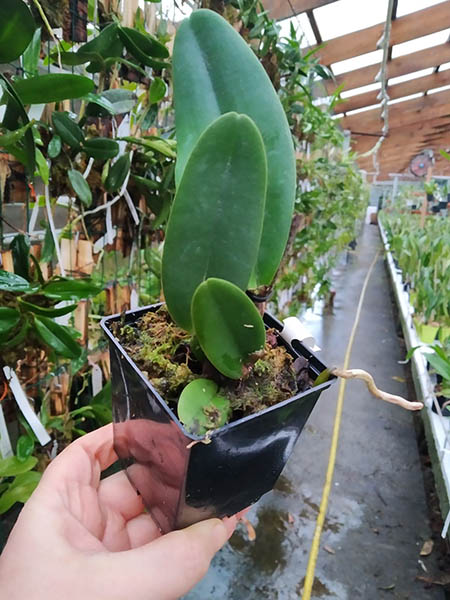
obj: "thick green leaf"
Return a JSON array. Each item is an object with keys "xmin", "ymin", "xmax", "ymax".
[
  {"xmin": 35, "ymin": 147, "xmax": 49, "ymax": 184},
  {"xmin": 48, "ymin": 135, "xmax": 62, "ymax": 159},
  {"xmin": 40, "ymin": 223, "xmax": 55, "ymax": 263},
  {"xmin": 173, "ymin": 9, "xmax": 296, "ymax": 286},
  {"xmin": 13, "ymin": 74, "xmax": 94, "ymax": 104},
  {"xmin": 0, "ymin": 455, "xmax": 37, "ymax": 478},
  {"xmin": 18, "ymin": 298, "xmax": 77, "ymax": 317},
  {"xmin": 33, "ymin": 316, "xmax": 82, "ymax": 359},
  {"xmin": 68, "ymin": 169, "xmax": 92, "ymax": 207},
  {"xmin": 0, "ymin": 269, "xmax": 31, "ymax": 292},
  {"xmin": 60, "ymin": 50, "xmax": 104, "ymax": 66},
  {"xmin": 427, "ymin": 352, "xmax": 450, "ymax": 382},
  {"xmin": 104, "ymin": 153, "xmax": 130, "ymax": 193},
  {"xmin": 118, "ymin": 27, "xmax": 169, "ymax": 65},
  {"xmin": 0, "ymin": 471, "xmax": 41, "ymax": 514},
  {"xmin": 42, "ymin": 278, "xmax": 101, "ymax": 301},
  {"xmin": 162, "ymin": 112, "xmax": 267, "ymax": 330},
  {"xmin": 0, "ymin": 121, "xmax": 34, "ymax": 148},
  {"xmin": 22, "ymin": 27, "xmax": 41, "ymax": 77},
  {"xmin": 85, "ymin": 89, "xmax": 135, "ymax": 116},
  {"xmin": 10, "ymin": 233, "xmax": 30, "ymax": 280},
  {"xmin": 132, "ymin": 174, "xmax": 159, "ymax": 191},
  {"xmin": 191, "ymin": 278, "xmax": 265, "ymax": 379},
  {"xmin": 149, "ymin": 77, "xmax": 167, "ymax": 103},
  {"xmin": 80, "ymin": 23, "xmax": 123, "ymax": 72},
  {"xmin": 16, "ymin": 435, "xmax": 35, "ymax": 462},
  {"xmin": 0, "ymin": 74, "xmax": 35, "ymax": 173},
  {"xmin": 0, "ymin": 0, "xmax": 36, "ymax": 63},
  {"xmin": 121, "ymin": 136, "xmax": 176, "ymax": 158},
  {"xmin": 83, "ymin": 138, "xmax": 120, "ymax": 160},
  {"xmin": 0, "ymin": 307, "xmax": 21, "ymax": 335},
  {"xmin": 178, "ymin": 378, "xmax": 230, "ymax": 435},
  {"xmin": 0, "ymin": 318, "xmax": 28, "ymax": 348},
  {"xmin": 52, "ymin": 112, "xmax": 84, "ymax": 149}
]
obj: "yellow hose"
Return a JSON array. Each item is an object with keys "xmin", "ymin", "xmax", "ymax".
[{"xmin": 301, "ymin": 248, "xmax": 380, "ymax": 599}]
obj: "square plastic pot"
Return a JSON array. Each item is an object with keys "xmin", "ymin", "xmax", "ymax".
[{"xmin": 101, "ymin": 304, "xmax": 335, "ymax": 533}]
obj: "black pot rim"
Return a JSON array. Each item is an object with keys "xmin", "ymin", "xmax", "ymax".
[{"xmin": 101, "ymin": 304, "xmax": 336, "ymax": 441}]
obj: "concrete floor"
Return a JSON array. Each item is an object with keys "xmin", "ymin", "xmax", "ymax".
[{"xmin": 185, "ymin": 224, "xmax": 444, "ymax": 600}]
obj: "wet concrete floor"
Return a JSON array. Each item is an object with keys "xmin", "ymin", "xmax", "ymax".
[{"xmin": 185, "ymin": 224, "xmax": 445, "ymax": 599}]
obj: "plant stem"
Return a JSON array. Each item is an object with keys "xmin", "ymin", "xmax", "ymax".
[{"xmin": 32, "ymin": 0, "xmax": 62, "ymax": 70}]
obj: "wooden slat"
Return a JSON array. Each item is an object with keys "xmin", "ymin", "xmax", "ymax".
[
  {"xmin": 264, "ymin": 0, "xmax": 338, "ymax": 21},
  {"xmin": 312, "ymin": 2, "xmax": 450, "ymax": 66},
  {"xmin": 330, "ymin": 43, "xmax": 450, "ymax": 92},
  {"xmin": 341, "ymin": 88, "xmax": 450, "ymax": 133},
  {"xmin": 338, "ymin": 70, "xmax": 450, "ymax": 113}
]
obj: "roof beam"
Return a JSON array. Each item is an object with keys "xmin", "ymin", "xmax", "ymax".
[
  {"xmin": 311, "ymin": 2, "xmax": 450, "ymax": 67},
  {"xmin": 331, "ymin": 43, "xmax": 450, "ymax": 93},
  {"xmin": 342, "ymin": 90, "xmax": 450, "ymax": 133},
  {"xmin": 263, "ymin": 0, "xmax": 338, "ymax": 21},
  {"xmin": 338, "ymin": 70, "xmax": 450, "ymax": 113}
]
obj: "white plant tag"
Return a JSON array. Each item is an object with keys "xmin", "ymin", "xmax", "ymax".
[
  {"xmin": 130, "ymin": 287, "xmax": 139, "ymax": 310},
  {"xmin": 3, "ymin": 367, "xmax": 51, "ymax": 447},
  {"xmin": 281, "ymin": 317, "xmax": 321, "ymax": 352},
  {"xmin": 0, "ymin": 404, "xmax": 13, "ymax": 458},
  {"xmin": 91, "ymin": 364, "xmax": 103, "ymax": 397}
]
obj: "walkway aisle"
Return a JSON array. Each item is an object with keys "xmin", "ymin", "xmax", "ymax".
[{"xmin": 185, "ymin": 224, "xmax": 444, "ymax": 600}]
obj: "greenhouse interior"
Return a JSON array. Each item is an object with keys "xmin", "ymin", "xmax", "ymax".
[{"xmin": 0, "ymin": 0, "xmax": 449, "ymax": 598}]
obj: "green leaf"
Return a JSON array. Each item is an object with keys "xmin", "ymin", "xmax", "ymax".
[
  {"xmin": 427, "ymin": 352, "xmax": 450, "ymax": 382},
  {"xmin": 52, "ymin": 112, "xmax": 84, "ymax": 149},
  {"xmin": 16, "ymin": 435, "xmax": 35, "ymax": 462},
  {"xmin": 162, "ymin": 112, "xmax": 267, "ymax": 330},
  {"xmin": 0, "ymin": 0, "xmax": 36, "ymax": 63},
  {"xmin": 48, "ymin": 134, "xmax": 62, "ymax": 159},
  {"xmin": 313, "ymin": 368, "xmax": 331, "ymax": 387},
  {"xmin": 33, "ymin": 316, "xmax": 82, "ymax": 359},
  {"xmin": 132, "ymin": 174, "xmax": 159, "ymax": 191},
  {"xmin": 149, "ymin": 77, "xmax": 167, "ymax": 103},
  {"xmin": 22, "ymin": 27, "xmax": 41, "ymax": 77},
  {"xmin": 68, "ymin": 169, "xmax": 92, "ymax": 207},
  {"xmin": 85, "ymin": 89, "xmax": 135, "ymax": 116},
  {"xmin": 0, "ymin": 74, "xmax": 35, "ymax": 173},
  {"xmin": 10, "ymin": 233, "xmax": 30, "ymax": 280},
  {"xmin": 144, "ymin": 248, "xmax": 162, "ymax": 276},
  {"xmin": 118, "ymin": 26, "xmax": 169, "ymax": 67},
  {"xmin": 13, "ymin": 74, "xmax": 95, "ymax": 104},
  {"xmin": 40, "ymin": 223, "xmax": 55, "ymax": 263},
  {"xmin": 191, "ymin": 278, "xmax": 266, "ymax": 379},
  {"xmin": 0, "ymin": 270, "xmax": 31, "ymax": 292},
  {"xmin": 0, "ymin": 318, "xmax": 29, "ymax": 348},
  {"xmin": 177, "ymin": 378, "xmax": 230, "ymax": 435},
  {"xmin": 104, "ymin": 153, "xmax": 130, "ymax": 193},
  {"xmin": 18, "ymin": 298, "xmax": 78, "ymax": 317},
  {"xmin": 120, "ymin": 135, "xmax": 176, "ymax": 158},
  {"xmin": 173, "ymin": 9, "xmax": 295, "ymax": 286},
  {"xmin": 0, "ymin": 121, "xmax": 34, "ymax": 148},
  {"xmin": 79, "ymin": 23, "xmax": 123, "ymax": 72},
  {"xmin": 0, "ymin": 307, "xmax": 21, "ymax": 335},
  {"xmin": 42, "ymin": 278, "xmax": 101, "ymax": 301},
  {"xmin": 35, "ymin": 147, "xmax": 49, "ymax": 184},
  {"xmin": 60, "ymin": 50, "xmax": 104, "ymax": 67},
  {"xmin": 439, "ymin": 149, "xmax": 450, "ymax": 162},
  {"xmin": 82, "ymin": 138, "xmax": 120, "ymax": 160},
  {"xmin": 0, "ymin": 471, "xmax": 41, "ymax": 514},
  {"xmin": 0, "ymin": 455, "xmax": 37, "ymax": 478}
]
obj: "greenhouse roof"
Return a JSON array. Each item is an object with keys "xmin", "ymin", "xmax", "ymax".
[{"xmin": 264, "ymin": 0, "xmax": 450, "ymax": 180}]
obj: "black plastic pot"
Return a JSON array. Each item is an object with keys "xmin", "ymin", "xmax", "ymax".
[
  {"xmin": 439, "ymin": 200, "xmax": 448, "ymax": 210},
  {"xmin": 101, "ymin": 304, "xmax": 335, "ymax": 533}
]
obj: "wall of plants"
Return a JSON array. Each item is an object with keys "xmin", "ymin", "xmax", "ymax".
[
  {"xmin": 0, "ymin": 0, "xmax": 367, "ymax": 516},
  {"xmin": 380, "ymin": 196, "xmax": 450, "ymax": 411}
]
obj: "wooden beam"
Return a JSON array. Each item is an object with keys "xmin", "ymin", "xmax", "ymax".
[
  {"xmin": 338, "ymin": 70, "xmax": 450, "ymax": 113},
  {"xmin": 312, "ymin": 2, "xmax": 450, "ymax": 67},
  {"xmin": 264, "ymin": 0, "xmax": 339, "ymax": 21},
  {"xmin": 341, "ymin": 88, "xmax": 450, "ymax": 133},
  {"xmin": 330, "ymin": 43, "xmax": 450, "ymax": 92}
]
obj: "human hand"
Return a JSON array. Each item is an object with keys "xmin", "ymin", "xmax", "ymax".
[{"xmin": 0, "ymin": 424, "xmax": 239, "ymax": 600}]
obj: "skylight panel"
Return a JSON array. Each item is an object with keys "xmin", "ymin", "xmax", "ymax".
[
  {"xmin": 391, "ymin": 30, "xmax": 450, "ymax": 58},
  {"xmin": 396, "ymin": 0, "xmax": 446, "ymax": 18},
  {"xmin": 332, "ymin": 50, "xmax": 383, "ymax": 76},
  {"xmin": 314, "ymin": 0, "xmax": 388, "ymax": 40},
  {"xmin": 389, "ymin": 68, "xmax": 434, "ymax": 85}
]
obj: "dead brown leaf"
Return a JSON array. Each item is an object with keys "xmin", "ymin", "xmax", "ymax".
[
  {"xmin": 323, "ymin": 545, "xmax": 335, "ymax": 555},
  {"xmin": 420, "ymin": 540, "xmax": 434, "ymax": 556},
  {"xmin": 241, "ymin": 517, "xmax": 256, "ymax": 542},
  {"xmin": 391, "ymin": 376, "xmax": 406, "ymax": 383}
]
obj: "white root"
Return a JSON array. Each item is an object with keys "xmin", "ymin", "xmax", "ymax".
[{"xmin": 332, "ymin": 368, "xmax": 423, "ymax": 411}]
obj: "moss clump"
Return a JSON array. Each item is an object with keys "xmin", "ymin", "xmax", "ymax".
[{"xmin": 115, "ymin": 306, "xmax": 311, "ymax": 422}]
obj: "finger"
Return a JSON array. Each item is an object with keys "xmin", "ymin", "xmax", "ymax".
[
  {"xmin": 125, "ymin": 513, "xmax": 162, "ymax": 548},
  {"xmin": 94, "ymin": 518, "xmax": 229, "ymax": 600},
  {"xmin": 98, "ymin": 471, "xmax": 145, "ymax": 521},
  {"xmin": 43, "ymin": 424, "xmax": 116, "ymax": 489}
]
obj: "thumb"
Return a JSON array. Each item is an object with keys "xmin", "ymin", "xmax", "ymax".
[{"xmin": 97, "ymin": 518, "xmax": 232, "ymax": 600}]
